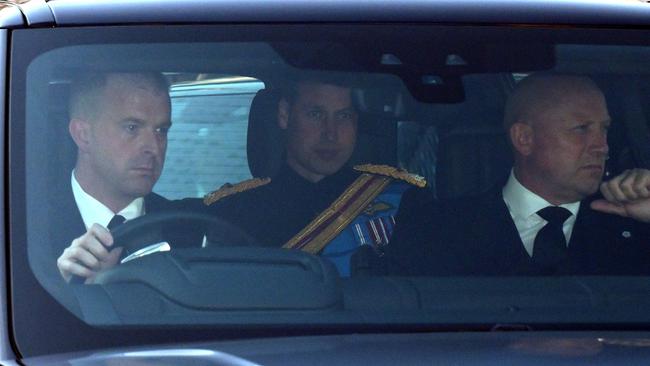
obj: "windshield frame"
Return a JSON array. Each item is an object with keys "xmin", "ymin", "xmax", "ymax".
[{"xmin": 8, "ymin": 22, "xmax": 650, "ymax": 357}]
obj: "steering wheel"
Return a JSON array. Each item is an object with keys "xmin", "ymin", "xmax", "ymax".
[
  {"xmin": 70, "ymin": 211, "xmax": 259, "ymax": 284},
  {"xmin": 112, "ymin": 210, "xmax": 261, "ymax": 257}
]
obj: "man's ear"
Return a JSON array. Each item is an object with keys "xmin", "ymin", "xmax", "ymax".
[
  {"xmin": 509, "ymin": 122, "xmax": 534, "ymax": 156},
  {"xmin": 69, "ymin": 118, "xmax": 92, "ymax": 152},
  {"xmin": 277, "ymin": 98, "xmax": 289, "ymax": 130}
]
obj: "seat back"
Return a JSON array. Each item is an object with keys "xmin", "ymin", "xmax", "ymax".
[
  {"xmin": 436, "ymin": 128, "xmax": 512, "ymax": 199},
  {"xmin": 246, "ymin": 89, "xmax": 285, "ymax": 178},
  {"xmin": 433, "ymin": 74, "xmax": 513, "ymax": 200}
]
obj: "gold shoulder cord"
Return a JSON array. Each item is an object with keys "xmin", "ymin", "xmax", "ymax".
[
  {"xmin": 204, "ymin": 177, "xmax": 271, "ymax": 206},
  {"xmin": 354, "ymin": 164, "xmax": 426, "ymax": 188},
  {"xmin": 283, "ymin": 164, "xmax": 426, "ymax": 254},
  {"xmin": 283, "ymin": 173, "xmax": 392, "ymax": 254}
]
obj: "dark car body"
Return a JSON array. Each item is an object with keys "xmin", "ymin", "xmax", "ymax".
[{"xmin": 2, "ymin": 0, "xmax": 650, "ymax": 365}]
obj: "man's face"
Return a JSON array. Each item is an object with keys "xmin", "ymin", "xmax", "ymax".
[
  {"xmin": 519, "ymin": 86, "xmax": 610, "ymax": 204},
  {"xmin": 279, "ymin": 82, "xmax": 358, "ymax": 182},
  {"xmin": 85, "ymin": 75, "xmax": 171, "ymax": 203}
]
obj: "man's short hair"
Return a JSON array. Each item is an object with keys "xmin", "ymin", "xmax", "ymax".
[
  {"xmin": 68, "ymin": 72, "xmax": 169, "ymax": 120},
  {"xmin": 279, "ymin": 73, "xmax": 358, "ymax": 105}
]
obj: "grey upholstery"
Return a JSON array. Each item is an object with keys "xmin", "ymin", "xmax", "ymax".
[
  {"xmin": 246, "ymin": 88, "xmax": 285, "ymax": 178},
  {"xmin": 433, "ymin": 74, "xmax": 513, "ymax": 200},
  {"xmin": 436, "ymin": 128, "xmax": 512, "ymax": 199}
]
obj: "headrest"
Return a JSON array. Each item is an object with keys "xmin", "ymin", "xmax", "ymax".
[
  {"xmin": 436, "ymin": 128, "xmax": 512, "ymax": 200},
  {"xmin": 246, "ymin": 89, "xmax": 285, "ymax": 178}
]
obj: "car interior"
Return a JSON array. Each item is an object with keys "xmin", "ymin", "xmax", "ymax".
[{"xmin": 12, "ymin": 25, "xmax": 650, "ymax": 343}]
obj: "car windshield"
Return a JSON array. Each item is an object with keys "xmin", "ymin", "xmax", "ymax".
[{"xmin": 9, "ymin": 23, "xmax": 650, "ymax": 356}]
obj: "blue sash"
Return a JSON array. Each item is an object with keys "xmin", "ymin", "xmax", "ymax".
[{"xmin": 320, "ymin": 181, "xmax": 410, "ymax": 276}]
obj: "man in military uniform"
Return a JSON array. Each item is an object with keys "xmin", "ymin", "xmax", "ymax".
[{"xmin": 205, "ymin": 77, "xmax": 425, "ymax": 276}]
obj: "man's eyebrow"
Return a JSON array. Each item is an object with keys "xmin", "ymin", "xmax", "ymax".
[
  {"xmin": 572, "ymin": 118, "xmax": 611, "ymax": 126},
  {"xmin": 589, "ymin": 119, "xmax": 612, "ymax": 126},
  {"xmin": 304, "ymin": 104, "xmax": 326, "ymax": 109},
  {"xmin": 336, "ymin": 107, "xmax": 357, "ymax": 113},
  {"xmin": 120, "ymin": 118, "xmax": 146, "ymax": 124},
  {"xmin": 120, "ymin": 118, "xmax": 171, "ymax": 126}
]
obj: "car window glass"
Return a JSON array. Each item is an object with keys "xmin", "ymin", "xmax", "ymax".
[
  {"xmin": 9, "ymin": 24, "xmax": 650, "ymax": 356},
  {"xmin": 156, "ymin": 76, "xmax": 264, "ymax": 199}
]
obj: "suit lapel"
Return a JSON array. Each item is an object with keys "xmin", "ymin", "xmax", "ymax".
[
  {"xmin": 463, "ymin": 190, "xmax": 532, "ymax": 275},
  {"xmin": 567, "ymin": 200, "xmax": 649, "ymax": 275},
  {"xmin": 52, "ymin": 181, "xmax": 87, "ymax": 254},
  {"xmin": 567, "ymin": 202, "xmax": 596, "ymax": 252}
]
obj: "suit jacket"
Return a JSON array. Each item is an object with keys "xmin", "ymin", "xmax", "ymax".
[
  {"xmin": 386, "ymin": 187, "xmax": 650, "ymax": 276},
  {"xmin": 52, "ymin": 183, "xmax": 173, "ymax": 257},
  {"xmin": 29, "ymin": 177, "xmax": 175, "ymax": 289}
]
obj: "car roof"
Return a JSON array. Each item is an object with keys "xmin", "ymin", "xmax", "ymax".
[{"xmin": 1, "ymin": 0, "xmax": 650, "ymax": 29}]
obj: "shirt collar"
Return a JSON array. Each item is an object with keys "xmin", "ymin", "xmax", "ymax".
[
  {"xmin": 502, "ymin": 169, "xmax": 580, "ymax": 221},
  {"xmin": 71, "ymin": 171, "xmax": 145, "ymax": 230}
]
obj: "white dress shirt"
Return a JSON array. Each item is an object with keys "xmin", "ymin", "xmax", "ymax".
[
  {"xmin": 71, "ymin": 171, "xmax": 145, "ymax": 230},
  {"xmin": 502, "ymin": 170, "xmax": 580, "ymax": 257}
]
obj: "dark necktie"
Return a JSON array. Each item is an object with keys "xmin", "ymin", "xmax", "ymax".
[
  {"xmin": 532, "ymin": 206, "xmax": 572, "ymax": 272},
  {"xmin": 107, "ymin": 214, "xmax": 126, "ymax": 230}
]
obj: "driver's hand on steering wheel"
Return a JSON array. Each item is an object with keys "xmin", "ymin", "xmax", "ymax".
[{"xmin": 57, "ymin": 223, "xmax": 123, "ymax": 283}]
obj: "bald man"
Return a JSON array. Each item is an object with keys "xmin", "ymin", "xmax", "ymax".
[{"xmin": 385, "ymin": 73, "xmax": 650, "ymax": 276}]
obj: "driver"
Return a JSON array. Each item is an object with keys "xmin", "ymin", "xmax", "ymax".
[
  {"xmin": 203, "ymin": 76, "xmax": 427, "ymax": 276},
  {"xmin": 55, "ymin": 72, "xmax": 173, "ymax": 283}
]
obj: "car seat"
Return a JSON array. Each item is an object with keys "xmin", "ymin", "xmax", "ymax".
[{"xmin": 433, "ymin": 73, "xmax": 514, "ymax": 200}]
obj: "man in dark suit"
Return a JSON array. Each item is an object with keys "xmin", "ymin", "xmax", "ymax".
[
  {"xmin": 54, "ymin": 72, "xmax": 173, "ymax": 283},
  {"xmin": 386, "ymin": 73, "xmax": 650, "ymax": 276}
]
